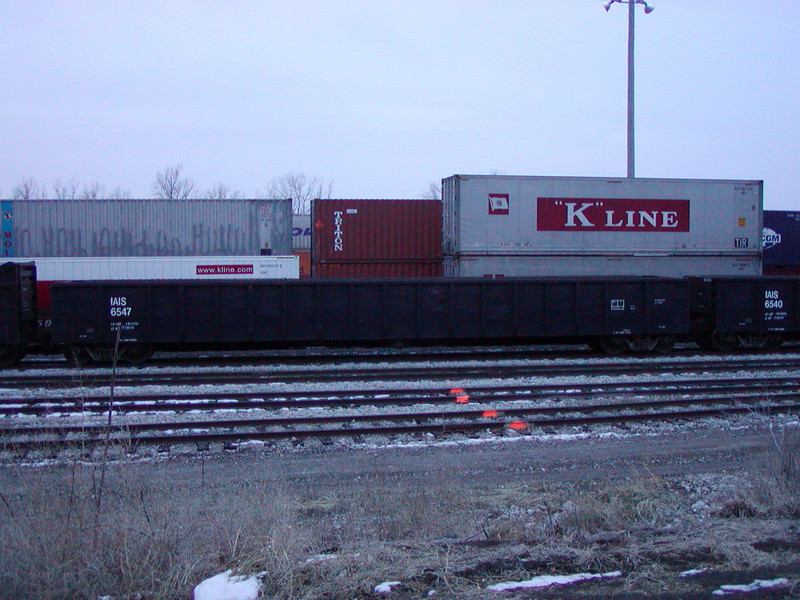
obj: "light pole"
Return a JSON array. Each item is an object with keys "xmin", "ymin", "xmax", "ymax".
[{"xmin": 603, "ymin": 0, "xmax": 654, "ymax": 179}]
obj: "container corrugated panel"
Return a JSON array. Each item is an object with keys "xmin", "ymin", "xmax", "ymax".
[
  {"xmin": 764, "ymin": 266, "xmax": 800, "ymax": 276},
  {"xmin": 292, "ymin": 214, "xmax": 312, "ymax": 251},
  {"xmin": 447, "ymin": 254, "xmax": 761, "ymax": 278},
  {"xmin": 442, "ymin": 175, "xmax": 763, "ymax": 277},
  {"xmin": 763, "ymin": 211, "xmax": 800, "ymax": 268},
  {"xmin": 314, "ymin": 260, "xmax": 442, "ymax": 278},
  {"xmin": 1, "ymin": 198, "xmax": 292, "ymax": 257},
  {"xmin": 311, "ymin": 199, "xmax": 442, "ymax": 278},
  {"xmin": 294, "ymin": 251, "xmax": 311, "ymax": 278}
]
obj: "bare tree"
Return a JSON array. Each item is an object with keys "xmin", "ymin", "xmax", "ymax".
[
  {"xmin": 52, "ymin": 177, "xmax": 80, "ymax": 199},
  {"xmin": 108, "ymin": 186, "xmax": 132, "ymax": 200},
  {"xmin": 80, "ymin": 181, "xmax": 106, "ymax": 199},
  {"xmin": 13, "ymin": 177, "xmax": 47, "ymax": 200},
  {"xmin": 151, "ymin": 164, "xmax": 197, "ymax": 200},
  {"xmin": 204, "ymin": 183, "xmax": 244, "ymax": 200},
  {"xmin": 420, "ymin": 181, "xmax": 441, "ymax": 200},
  {"xmin": 262, "ymin": 172, "xmax": 333, "ymax": 214}
]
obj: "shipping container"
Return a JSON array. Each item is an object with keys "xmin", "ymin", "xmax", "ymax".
[
  {"xmin": 292, "ymin": 214, "xmax": 312, "ymax": 277},
  {"xmin": 763, "ymin": 210, "xmax": 800, "ymax": 274},
  {"xmin": 51, "ymin": 276, "xmax": 690, "ymax": 361},
  {"xmin": 442, "ymin": 175, "xmax": 763, "ymax": 278},
  {"xmin": 12, "ymin": 255, "xmax": 299, "ymax": 282},
  {"xmin": 292, "ymin": 214, "xmax": 312, "ymax": 251},
  {"xmin": 294, "ymin": 251, "xmax": 311, "ymax": 278},
  {"xmin": 6, "ymin": 255, "xmax": 298, "ymax": 344},
  {"xmin": 312, "ymin": 199, "xmax": 443, "ymax": 278},
  {"xmin": 0, "ymin": 262, "xmax": 37, "ymax": 365},
  {"xmin": 1, "ymin": 198, "xmax": 292, "ymax": 258}
]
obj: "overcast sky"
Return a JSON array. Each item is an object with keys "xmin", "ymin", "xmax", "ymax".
[{"xmin": 2, "ymin": 1, "xmax": 798, "ymax": 209}]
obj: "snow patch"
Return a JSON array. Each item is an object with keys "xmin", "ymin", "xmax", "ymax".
[
  {"xmin": 487, "ymin": 570, "xmax": 622, "ymax": 592},
  {"xmin": 193, "ymin": 570, "xmax": 262, "ymax": 600},
  {"xmin": 711, "ymin": 578, "xmax": 789, "ymax": 596},
  {"xmin": 374, "ymin": 581, "xmax": 402, "ymax": 594}
]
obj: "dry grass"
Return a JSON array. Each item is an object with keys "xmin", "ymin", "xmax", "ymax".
[
  {"xmin": 2, "ymin": 425, "xmax": 799, "ymax": 599},
  {"xmin": 715, "ymin": 423, "xmax": 800, "ymax": 519}
]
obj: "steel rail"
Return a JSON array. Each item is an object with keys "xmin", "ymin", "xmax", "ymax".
[
  {"xmin": 2, "ymin": 376, "xmax": 799, "ymax": 416},
  {"xmin": 3, "ymin": 391, "xmax": 799, "ymax": 452},
  {"xmin": 3, "ymin": 356, "xmax": 800, "ymax": 390}
]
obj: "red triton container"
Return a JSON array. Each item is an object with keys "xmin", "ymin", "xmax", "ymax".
[{"xmin": 311, "ymin": 199, "xmax": 443, "ymax": 278}]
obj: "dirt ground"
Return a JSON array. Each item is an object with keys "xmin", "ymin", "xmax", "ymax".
[{"xmin": 1, "ymin": 417, "xmax": 799, "ymax": 599}]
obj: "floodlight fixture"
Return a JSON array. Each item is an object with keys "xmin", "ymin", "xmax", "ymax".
[{"xmin": 603, "ymin": 0, "xmax": 654, "ymax": 13}]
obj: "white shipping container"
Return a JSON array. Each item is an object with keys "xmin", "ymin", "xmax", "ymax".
[
  {"xmin": 11, "ymin": 255, "xmax": 300, "ymax": 281},
  {"xmin": 443, "ymin": 175, "xmax": 763, "ymax": 277}
]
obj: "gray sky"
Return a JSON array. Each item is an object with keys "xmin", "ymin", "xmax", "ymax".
[{"xmin": 2, "ymin": 1, "xmax": 798, "ymax": 209}]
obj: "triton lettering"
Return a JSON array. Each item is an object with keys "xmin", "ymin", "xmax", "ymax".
[{"xmin": 333, "ymin": 211, "xmax": 344, "ymax": 251}]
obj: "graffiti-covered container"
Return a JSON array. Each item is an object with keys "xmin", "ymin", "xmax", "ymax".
[{"xmin": 1, "ymin": 198, "xmax": 292, "ymax": 257}]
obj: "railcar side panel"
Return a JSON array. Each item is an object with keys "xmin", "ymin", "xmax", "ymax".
[
  {"xmin": 0, "ymin": 263, "xmax": 36, "ymax": 345},
  {"xmin": 51, "ymin": 277, "xmax": 691, "ymax": 354},
  {"xmin": 713, "ymin": 278, "xmax": 800, "ymax": 334}
]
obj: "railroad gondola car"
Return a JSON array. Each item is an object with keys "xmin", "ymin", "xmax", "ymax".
[
  {"xmin": 3, "ymin": 270, "xmax": 800, "ymax": 368},
  {"xmin": 690, "ymin": 276, "xmax": 800, "ymax": 350},
  {"xmin": 50, "ymin": 276, "xmax": 690, "ymax": 364}
]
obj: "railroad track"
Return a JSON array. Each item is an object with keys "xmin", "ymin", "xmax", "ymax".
[
  {"xmin": 2, "ymin": 373, "xmax": 799, "ymax": 456},
  {"xmin": 14, "ymin": 345, "xmax": 590, "ymax": 370},
  {"xmin": 4, "ymin": 376, "xmax": 800, "ymax": 416},
  {"xmin": 4, "ymin": 354, "xmax": 800, "ymax": 390}
]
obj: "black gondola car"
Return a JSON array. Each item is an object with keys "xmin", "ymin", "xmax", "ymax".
[
  {"xmin": 0, "ymin": 262, "xmax": 37, "ymax": 366},
  {"xmin": 690, "ymin": 277, "xmax": 800, "ymax": 351},
  {"xmin": 50, "ymin": 277, "xmax": 691, "ymax": 363}
]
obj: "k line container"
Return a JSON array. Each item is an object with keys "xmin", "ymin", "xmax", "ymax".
[
  {"xmin": 12, "ymin": 255, "xmax": 300, "ymax": 282},
  {"xmin": 1, "ymin": 198, "xmax": 292, "ymax": 258},
  {"xmin": 763, "ymin": 210, "xmax": 800, "ymax": 274},
  {"xmin": 442, "ymin": 175, "xmax": 763, "ymax": 277},
  {"xmin": 311, "ymin": 199, "xmax": 443, "ymax": 278}
]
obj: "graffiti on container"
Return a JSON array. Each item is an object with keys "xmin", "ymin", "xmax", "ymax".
[
  {"xmin": 14, "ymin": 224, "xmax": 249, "ymax": 256},
  {"xmin": 191, "ymin": 224, "xmax": 248, "ymax": 255}
]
